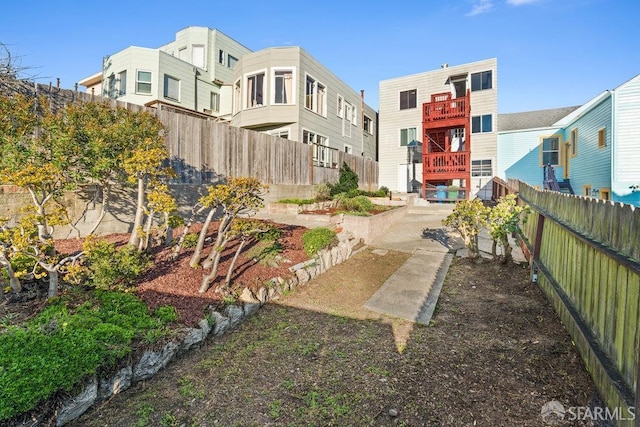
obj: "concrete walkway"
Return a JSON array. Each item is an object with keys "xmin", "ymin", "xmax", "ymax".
[{"xmin": 364, "ymin": 204, "xmax": 461, "ymax": 325}]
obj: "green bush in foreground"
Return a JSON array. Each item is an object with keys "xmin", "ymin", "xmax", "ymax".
[
  {"xmin": 302, "ymin": 227, "xmax": 338, "ymax": 257},
  {"xmin": 0, "ymin": 291, "xmax": 175, "ymax": 421},
  {"xmin": 84, "ymin": 239, "xmax": 150, "ymax": 291}
]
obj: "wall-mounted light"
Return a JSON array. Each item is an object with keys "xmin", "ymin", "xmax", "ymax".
[
  {"xmin": 592, "ymin": 188, "xmax": 599, "ymax": 196},
  {"xmin": 630, "ymin": 184, "xmax": 640, "ymax": 193}
]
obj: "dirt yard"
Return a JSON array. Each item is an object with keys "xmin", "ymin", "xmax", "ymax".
[{"xmin": 68, "ymin": 248, "xmax": 599, "ymax": 427}]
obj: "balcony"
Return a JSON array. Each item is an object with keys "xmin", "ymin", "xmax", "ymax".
[
  {"xmin": 423, "ymin": 151, "xmax": 470, "ymax": 177},
  {"xmin": 423, "ymin": 92, "xmax": 468, "ymax": 124}
]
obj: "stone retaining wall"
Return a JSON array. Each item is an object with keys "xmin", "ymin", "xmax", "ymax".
[{"xmin": 53, "ymin": 230, "xmax": 361, "ymax": 426}]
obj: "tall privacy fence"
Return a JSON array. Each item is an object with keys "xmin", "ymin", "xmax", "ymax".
[
  {"xmin": 515, "ymin": 181, "xmax": 640, "ymax": 426},
  {"xmin": 16, "ymin": 83, "xmax": 378, "ymax": 188}
]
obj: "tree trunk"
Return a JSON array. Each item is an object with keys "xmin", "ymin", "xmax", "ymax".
[
  {"xmin": 501, "ymin": 236, "xmax": 512, "ymax": 264},
  {"xmin": 36, "ymin": 203, "xmax": 50, "ymax": 243},
  {"xmin": 0, "ymin": 256, "xmax": 21, "ymax": 293},
  {"xmin": 138, "ymin": 211, "xmax": 155, "ymax": 252},
  {"xmin": 199, "ymin": 233, "xmax": 231, "ymax": 294},
  {"xmin": 128, "ymin": 177, "xmax": 146, "ymax": 247},
  {"xmin": 491, "ymin": 239, "xmax": 497, "ymax": 260},
  {"xmin": 201, "ymin": 215, "xmax": 231, "ymax": 270},
  {"xmin": 46, "ymin": 267, "xmax": 58, "ymax": 298},
  {"xmin": 189, "ymin": 207, "xmax": 216, "ymax": 268},
  {"xmin": 224, "ymin": 238, "xmax": 247, "ymax": 287},
  {"xmin": 172, "ymin": 204, "xmax": 205, "ymax": 259}
]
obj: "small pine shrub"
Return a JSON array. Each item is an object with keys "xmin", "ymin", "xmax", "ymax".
[
  {"xmin": 84, "ymin": 239, "xmax": 150, "ymax": 291},
  {"xmin": 302, "ymin": 227, "xmax": 338, "ymax": 257},
  {"xmin": 328, "ymin": 162, "xmax": 359, "ymax": 196},
  {"xmin": 278, "ymin": 198, "xmax": 316, "ymax": 205},
  {"xmin": 255, "ymin": 224, "xmax": 283, "ymax": 242}
]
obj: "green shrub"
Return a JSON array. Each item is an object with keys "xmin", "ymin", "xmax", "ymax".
[
  {"xmin": 302, "ymin": 227, "xmax": 338, "ymax": 257},
  {"xmin": 246, "ymin": 241, "xmax": 284, "ymax": 266},
  {"xmin": 328, "ymin": 162, "xmax": 359, "ymax": 196},
  {"xmin": 278, "ymin": 198, "xmax": 315, "ymax": 205},
  {"xmin": 0, "ymin": 291, "xmax": 174, "ymax": 421},
  {"xmin": 84, "ymin": 239, "xmax": 150, "ymax": 291},
  {"xmin": 182, "ymin": 233, "xmax": 199, "ymax": 248},
  {"xmin": 314, "ymin": 183, "xmax": 331, "ymax": 201},
  {"xmin": 154, "ymin": 305, "xmax": 178, "ymax": 323},
  {"xmin": 255, "ymin": 224, "xmax": 283, "ymax": 242},
  {"xmin": 335, "ymin": 194, "xmax": 374, "ymax": 213}
]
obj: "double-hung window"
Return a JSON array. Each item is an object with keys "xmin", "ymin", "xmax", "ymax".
[
  {"xmin": 136, "ymin": 70, "xmax": 152, "ymax": 94},
  {"xmin": 400, "ymin": 89, "xmax": 417, "ymax": 110},
  {"xmin": 246, "ymin": 72, "xmax": 265, "ymax": 107},
  {"xmin": 541, "ymin": 136, "xmax": 560, "ymax": 166},
  {"xmin": 472, "ymin": 160, "xmax": 492, "ymax": 177},
  {"xmin": 400, "ymin": 127, "xmax": 417, "ymax": 147},
  {"xmin": 164, "ymin": 75, "xmax": 180, "ymax": 101},
  {"xmin": 273, "ymin": 70, "xmax": 293, "ymax": 104},
  {"xmin": 305, "ymin": 74, "xmax": 326, "ymax": 116}
]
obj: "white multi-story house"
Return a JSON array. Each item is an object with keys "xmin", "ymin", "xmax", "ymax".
[
  {"xmin": 79, "ymin": 27, "xmax": 377, "ymax": 163},
  {"xmin": 79, "ymin": 26, "xmax": 252, "ymax": 119},
  {"xmin": 230, "ymin": 46, "xmax": 377, "ymax": 163},
  {"xmin": 378, "ymin": 58, "xmax": 498, "ymax": 199}
]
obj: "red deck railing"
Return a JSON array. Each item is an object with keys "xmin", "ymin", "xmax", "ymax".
[
  {"xmin": 423, "ymin": 151, "xmax": 470, "ymax": 174},
  {"xmin": 423, "ymin": 92, "xmax": 468, "ymax": 122}
]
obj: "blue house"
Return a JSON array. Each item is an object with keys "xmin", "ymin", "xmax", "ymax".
[{"xmin": 497, "ymin": 74, "xmax": 640, "ymax": 207}]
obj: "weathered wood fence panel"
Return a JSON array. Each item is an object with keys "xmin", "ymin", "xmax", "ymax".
[
  {"xmin": 517, "ymin": 182, "xmax": 640, "ymax": 426},
  {"xmin": 32, "ymin": 85, "xmax": 378, "ymax": 188}
]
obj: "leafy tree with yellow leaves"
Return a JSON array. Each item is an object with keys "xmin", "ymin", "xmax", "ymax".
[
  {"xmin": 196, "ymin": 177, "xmax": 268, "ymax": 294},
  {"xmin": 442, "ymin": 198, "xmax": 489, "ymax": 260}
]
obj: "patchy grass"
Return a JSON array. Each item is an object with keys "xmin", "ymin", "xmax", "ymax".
[{"xmin": 70, "ymin": 250, "xmax": 598, "ymax": 427}]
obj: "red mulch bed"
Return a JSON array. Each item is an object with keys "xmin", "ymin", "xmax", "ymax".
[{"xmin": 53, "ymin": 220, "xmax": 310, "ymax": 327}]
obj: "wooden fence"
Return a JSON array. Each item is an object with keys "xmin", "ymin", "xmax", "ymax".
[
  {"xmin": 517, "ymin": 182, "xmax": 640, "ymax": 426},
  {"xmin": 32, "ymin": 85, "xmax": 378, "ymax": 188}
]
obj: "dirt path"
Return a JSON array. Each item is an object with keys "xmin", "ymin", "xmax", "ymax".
[{"xmin": 70, "ymin": 248, "xmax": 597, "ymax": 426}]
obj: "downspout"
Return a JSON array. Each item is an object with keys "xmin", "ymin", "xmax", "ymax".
[{"xmin": 361, "ymin": 90, "xmax": 365, "ymax": 157}]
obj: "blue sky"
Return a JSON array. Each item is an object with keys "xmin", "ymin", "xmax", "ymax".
[{"xmin": 1, "ymin": 0, "xmax": 638, "ymax": 113}]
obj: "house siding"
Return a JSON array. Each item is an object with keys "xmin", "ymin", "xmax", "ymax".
[
  {"xmin": 498, "ymin": 127, "xmax": 563, "ymax": 187},
  {"xmin": 231, "ymin": 47, "xmax": 377, "ymax": 161},
  {"xmin": 612, "ymin": 75, "xmax": 640, "ymax": 200},
  {"xmin": 562, "ymin": 96, "xmax": 612, "ymax": 198},
  {"xmin": 378, "ymin": 58, "xmax": 498, "ymax": 194}
]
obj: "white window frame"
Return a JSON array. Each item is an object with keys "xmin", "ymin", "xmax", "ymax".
[
  {"xmin": 471, "ymin": 159, "xmax": 493, "ymax": 177},
  {"xmin": 267, "ymin": 128, "xmax": 291, "ymax": 139},
  {"xmin": 136, "ymin": 70, "xmax": 152, "ymax": 95},
  {"xmin": 271, "ymin": 67, "xmax": 295, "ymax": 105},
  {"xmin": 400, "ymin": 89, "xmax": 417, "ymax": 110},
  {"xmin": 163, "ymin": 74, "xmax": 180, "ymax": 102},
  {"xmin": 471, "ymin": 114, "xmax": 493, "ymax": 134},
  {"xmin": 210, "ymin": 92, "xmax": 220, "ymax": 112},
  {"xmin": 245, "ymin": 69, "xmax": 266, "ymax": 109},
  {"xmin": 344, "ymin": 144, "xmax": 353, "ymax": 154},
  {"xmin": 400, "ymin": 127, "xmax": 417, "ymax": 147},
  {"xmin": 192, "ymin": 45, "xmax": 205, "ymax": 69},
  {"xmin": 303, "ymin": 129, "xmax": 331, "ymax": 167},
  {"xmin": 117, "ymin": 70, "xmax": 127, "ymax": 96},
  {"xmin": 305, "ymin": 73, "xmax": 327, "ymax": 117},
  {"xmin": 343, "ymin": 103, "xmax": 352, "ymax": 137},
  {"xmin": 337, "ymin": 95, "xmax": 344, "ymax": 117}
]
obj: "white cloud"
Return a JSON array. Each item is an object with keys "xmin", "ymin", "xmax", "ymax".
[
  {"xmin": 467, "ymin": 0, "xmax": 494, "ymax": 16},
  {"xmin": 507, "ymin": 0, "xmax": 541, "ymax": 5}
]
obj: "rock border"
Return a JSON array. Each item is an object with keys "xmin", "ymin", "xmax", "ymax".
[{"xmin": 53, "ymin": 230, "xmax": 361, "ymax": 426}]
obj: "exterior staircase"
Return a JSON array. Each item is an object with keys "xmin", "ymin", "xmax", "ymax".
[{"xmin": 543, "ymin": 165, "xmax": 574, "ymax": 194}]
